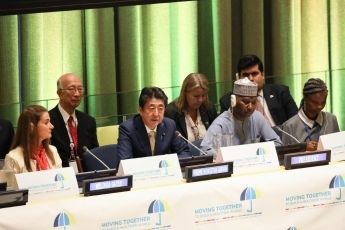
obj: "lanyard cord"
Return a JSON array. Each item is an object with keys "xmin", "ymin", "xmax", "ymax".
[
  {"xmin": 186, "ymin": 112, "xmax": 200, "ymax": 140},
  {"xmin": 303, "ymin": 122, "xmax": 321, "ymax": 141}
]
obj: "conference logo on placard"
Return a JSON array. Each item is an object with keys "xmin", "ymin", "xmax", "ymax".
[
  {"xmin": 287, "ymin": 227, "xmax": 302, "ymax": 230},
  {"xmin": 240, "ymin": 187, "xmax": 262, "ymax": 213},
  {"xmin": 329, "ymin": 175, "xmax": 345, "ymax": 200},
  {"xmin": 256, "ymin": 147, "xmax": 269, "ymax": 162},
  {"xmin": 132, "ymin": 160, "xmax": 174, "ymax": 180},
  {"xmin": 194, "ymin": 186, "xmax": 262, "ymax": 226},
  {"xmin": 26, "ymin": 173, "xmax": 70, "ymax": 193},
  {"xmin": 101, "ymin": 199, "xmax": 171, "ymax": 230},
  {"xmin": 233, "ymin": 147, "xmax": 271, "ymax": 167},
  {"xmin": 148, "ymin": 199, "xmax": 171, "ymax": 227},
  {"xmin": 55, "ymin": 173, "xmax": 68, "ymax": 188},
  {"xmin": 285, "ymin": 174, "xmax": 345, "ymax": 212},
  {"xmin": 53, "ymin": 212, "xmax": 75, "ymax": 229},
  {"xmin": 159, "ymin": 160, "xmax": 172, "ymax": 175}
]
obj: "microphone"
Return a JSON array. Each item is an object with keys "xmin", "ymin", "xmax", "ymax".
[
  {"xmin": 82, "ymin": 146, "xmax": 110, "ymax": 169},
  {"xmin": 273, "ymin": 126, "xmax": 300, "ymax": 144},
  {"xmin": 175, "ymin": 131, "xmax": 207, "ymax": 156}
]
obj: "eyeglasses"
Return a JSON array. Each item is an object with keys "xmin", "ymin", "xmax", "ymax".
[{"xmin": 59, "ymin": 87, "xmax": 84, "ymax": 94}]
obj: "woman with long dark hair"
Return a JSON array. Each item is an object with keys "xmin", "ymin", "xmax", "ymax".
[{"xmin": 4, "ymin": 105, "xmax": 62, "ymax": 173}]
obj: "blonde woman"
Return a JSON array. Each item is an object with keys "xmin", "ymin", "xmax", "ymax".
[{"xmin": 165, "ymin": 73, "xmax": 217, "ymax": 142}]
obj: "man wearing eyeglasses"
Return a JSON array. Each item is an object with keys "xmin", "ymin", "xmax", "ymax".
[{"xmin": 49, "ymin": 73, "xmax": 99, "ymax": 168}]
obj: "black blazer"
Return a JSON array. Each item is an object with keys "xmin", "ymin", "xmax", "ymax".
[
  {"xmin": 164, "ymin": 101, "xmax": 218, "ymax": 140},
  {"xmin": 49, "ymin": 105, "xmax": 99, "ymax": 167},
  {"xmin": 117, "ymin": 114, "xmax": 190, "ymax": 160},
  {"xmin": 219, "ymin": 84, "xmax": 298, "ymax": 125},
  {"xmin": 0, "ymin": 119, "xmax": 15, "ymax": 159}
]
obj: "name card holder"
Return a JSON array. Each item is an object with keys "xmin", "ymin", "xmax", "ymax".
[
  {"xmin": 83, "ymin": 175, "xmax": 133, "ymax": 196},
  {"xmin": 218, "ymin": 141, "xmax": 280, "ymax": 174},
  {"xmin": 185, "ymin": 162, "xmax": 233, "ymax": 183},
  {"xmin": 318, "ymin": 131, "xmax": 345, "ymax": 161},
  {"xmin": 117, "ymin": 154, "xmax": 183, "ymax": 188},
  {"xmin": 284, "ymin": 149, "xmax": 331, "ymax": 170},
  {"xmin": 14, "ymin": 167, "xmax": 79, "ymax": 202}
]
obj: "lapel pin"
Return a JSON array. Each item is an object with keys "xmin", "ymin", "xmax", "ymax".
[{"xmin": 270, "ymin": 95, "xmax": 274, "ymax": 98}]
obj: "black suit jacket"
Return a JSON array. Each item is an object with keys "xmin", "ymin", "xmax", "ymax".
[
  {"xmin": 49, "ymin": 105, "xmax": 99, "ymax": 167},
  {"xmin": 219, "ymin": 84, "xmax": 298, "ymax": 125},
  {"xmin": 164, "ymin": 101, "xmax": 218, "ymax": 140},
  {"xmin": 117, "ymin": 114, "xmax": 190, "ymax": 160},
  {"xmin": 0, "ymin": 119, "xmax": 15, "ymax": 159}
]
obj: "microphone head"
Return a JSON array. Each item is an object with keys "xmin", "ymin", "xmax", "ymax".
[
  {"xmin": 82, "ymin": 146, "xmax": 88, "ymax": 152},
  {"xmin": 273, "ymin": 126, "xmax": 282, "ymax": 131},
  {"xmin": 175, "ymin": 131, "xmax": 181, "ymax": 136}
]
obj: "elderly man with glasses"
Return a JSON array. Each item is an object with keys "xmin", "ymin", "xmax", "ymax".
[{"xmin": 49, "ymin": 73, "xmax": 99, "ymax": 168}]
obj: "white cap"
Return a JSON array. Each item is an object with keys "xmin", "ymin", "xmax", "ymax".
[{"xmin": 233, "ymin": 77, "xmax": 258, "ymax": 97}]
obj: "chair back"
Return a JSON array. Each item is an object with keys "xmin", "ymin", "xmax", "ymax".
[
  {"xmin": 96, "ymin": 125, "xmax": 119, "ymax": 146},
  {"xmin": 81, "ymin": 144, "xmax": 119, "ymax": 171},
  {"xmin": 188, "ymin": 139, "xmax": 203, "ymax": 156}
]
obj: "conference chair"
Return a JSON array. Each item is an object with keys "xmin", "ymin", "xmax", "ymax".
[
  {"xmin": 189, "ymin": 139, "xmax": 203, "ymax": 156},
  {"xmin": 96, "ymin": 125, "xmax": 119, "ymax": 146},
  {"xmin": 81, "ymin": 144, "xmax": 119, "ymax": 171}
]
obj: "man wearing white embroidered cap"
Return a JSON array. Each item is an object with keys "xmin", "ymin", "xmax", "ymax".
[
  {"xmin": 201, "ymin": 77, "xmax": 282, "ymax": 156},
  {"xmin": 219, "ymin": 54, "xmax": 298, "ymax": 126}
]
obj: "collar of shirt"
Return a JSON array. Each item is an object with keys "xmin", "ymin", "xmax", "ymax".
[
  {"xmin": 58, "ymin": 104, "xmax": 78, "ymax": 125},
  {"xmin": 256, "ymin": 89, "xmax": 276, "ymax": 126},
  {"xmin": 298, "ymin": 108, "xmax": 323, "ymax": 128},
  {"xmin": 258, "ymin": 89, "xmax": 263, "ymax": 97},
  {"xmin": 144, "ymin": 125, "xmax": 157, "ymax": 134}
]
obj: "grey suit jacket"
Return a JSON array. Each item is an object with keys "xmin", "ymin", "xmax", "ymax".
[{"xmin": 281, "ymin": 111, "xmax": 340, "ymax": 145}]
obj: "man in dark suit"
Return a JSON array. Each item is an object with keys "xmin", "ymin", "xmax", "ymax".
[
  {"xmin": 117, "ymin": 87, "xmax": 190, "ymax": 160},
  {"xmin": 49, "ymin": 73, "xmax": 99, "ymax": 167},
  {"xmin": 0, "ymin": 118, "xmax": 15, "ymax": 159},
  {"xmin": 219, "ymin": 54, "xmax": 298, "ymax": 126}
]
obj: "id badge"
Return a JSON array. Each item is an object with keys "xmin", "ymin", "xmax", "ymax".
[{"xmin": 69, "ymin": 160, "xmax": 79, "ymax": 173}]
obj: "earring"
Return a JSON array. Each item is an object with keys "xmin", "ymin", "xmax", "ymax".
[{"xmin": 303, "ymin": 102, "xmax": 306, "ymax": 110}]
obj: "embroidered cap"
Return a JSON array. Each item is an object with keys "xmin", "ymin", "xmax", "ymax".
[{"xmin": 233, "ymin": 77, "xmax": 258, "ymax": 97}]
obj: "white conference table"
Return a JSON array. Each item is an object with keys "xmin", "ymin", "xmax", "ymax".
[{"xmin": 1, "ymin": 162, "xmax": 345, "ymax": 230}]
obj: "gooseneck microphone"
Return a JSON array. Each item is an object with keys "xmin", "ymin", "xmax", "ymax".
[
  {"xmin": 175, "ymin": 131, "xmax": 208, "ymax": 156},
  {"xmin": 274, "ymin": 126, "xmax": 300, "ymax": 144},
  {"xmin": 82, "ymin": 146, "xmax": 110, "ymax": 169}
]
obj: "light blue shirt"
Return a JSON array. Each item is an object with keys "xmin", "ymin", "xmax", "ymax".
[{"xmin": 200, "ymin": 110, "xmax": 282, "ymax": 156}]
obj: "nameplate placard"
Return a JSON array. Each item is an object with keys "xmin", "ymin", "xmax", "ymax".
[
  {"xmin": 318, "ymin": 131, "xmax": 345, "ymax": 161},
  {"xmin": 117, "ymin": 154, "xmax": 183, "ymax": 188},
  {"xmin": 14, "ymin": 167, "xmax": 79, "ymax": 202},
  {"xmin": 217, "ymin": 141, "xmax": 280, "ymax": 174}
]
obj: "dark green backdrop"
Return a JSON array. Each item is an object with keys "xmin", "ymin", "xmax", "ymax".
[{"xmin": 0, "ymin": 0, "xmax": 344, "ymax": 129}]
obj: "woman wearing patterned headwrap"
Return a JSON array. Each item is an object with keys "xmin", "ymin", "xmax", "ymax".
[{"xmin": 282, "ymin": 78, "xmax": 340, "ymax": 151}]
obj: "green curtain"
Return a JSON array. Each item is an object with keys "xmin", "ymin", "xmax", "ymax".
[{"xmin": 0, "ymin": 0, "xmax": 345, "ymax": 130}]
